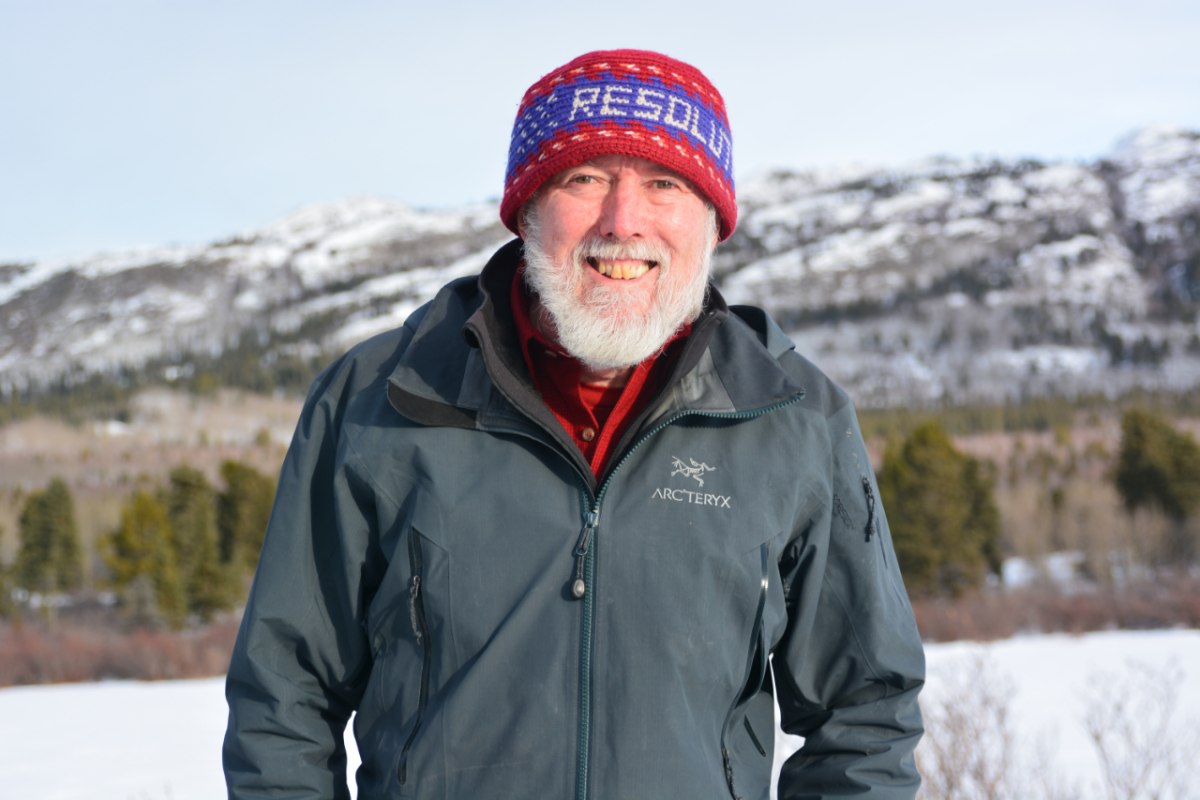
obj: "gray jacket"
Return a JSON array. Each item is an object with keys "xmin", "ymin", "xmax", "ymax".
[{"xmin": 223, "ymin": 240, "xmax": 925, "ymax": 799}]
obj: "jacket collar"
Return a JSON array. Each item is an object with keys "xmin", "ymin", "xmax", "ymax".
[{"xmin": 387, "ymin": 239, "xmax": 805, "ymax": 441}]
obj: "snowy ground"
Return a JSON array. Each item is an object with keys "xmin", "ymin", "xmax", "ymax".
[{"xmin": 1, "ymin": 630, "xmax": 1198, "ymax": 799}]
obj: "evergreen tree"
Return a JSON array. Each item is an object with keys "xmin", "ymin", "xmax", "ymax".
[
  {"xmin": 878, "ymin": 422, "xmax": 1003, "ymax": 597},
  {"xmin": 0, "ymin": 552, "xmax": 13, "ymax": 619},
  {"xmin": 963, "ymin": 457, "xmax": 1004, "ymax": 578},
  {"xmin": 217, "ymin": 460, "xmax": 276, "ymax": 574},
  {"xmin": 105, "ymin": 490, "xmax": 187, "ymax": 628},
  {"xmin": 1114, "ymin": 409, "xmax": 1200, "ymax": 563},
  {"xmin": 14, "ymin": 477, "xmax": 83, "ymax": 594},
  {"xmin": 164, "ymin": 465, "xmax": 233, "ymax": 620}
]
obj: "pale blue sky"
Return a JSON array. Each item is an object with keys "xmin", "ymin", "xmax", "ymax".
[{"xmin": 2, "ymin": 0, "xmax": 1198, "ymax": 262}]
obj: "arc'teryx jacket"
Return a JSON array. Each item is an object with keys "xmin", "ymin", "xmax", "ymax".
[{"xmin": 223, "ymin": 240, "xmax": 925, "ymax": 799}]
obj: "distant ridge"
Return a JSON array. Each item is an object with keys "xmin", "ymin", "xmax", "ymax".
[{"xmin": 2, "ymin": 128, "xmax": 1197, "ymax": 407}]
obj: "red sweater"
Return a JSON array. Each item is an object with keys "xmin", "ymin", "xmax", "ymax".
[{"xmin": 511, "ymin": 268, "xmax": 686, "ymax": 477}]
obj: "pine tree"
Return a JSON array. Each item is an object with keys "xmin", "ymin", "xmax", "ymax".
[
  {"xmin": 14, "ymin": 477, "xmax": 83, "ymax": 595},
  {"xmin": 217, "ymin": 460, "xmax": 276, "ymax": 575},
  {"xmin": 164, "ymin": 466, "xmax": 233, "ymax": 620},
  {"xmin": 1114, "ymin": 409, "xmax": 1200, "ymax": 564},
  {"xmin": 878, "ymin": 422, "xmax": 1002, "ymax": 597},
  {"xmin": 105, "ymin": 490, "xmax": 187, "ymax": 628},
  {"xmin": 0, "ymin": 551, "xmax": 13, "ymax": 619}
]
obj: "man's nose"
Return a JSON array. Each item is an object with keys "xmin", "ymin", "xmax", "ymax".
[{"xmin": 598, "ymin": 178, "xmax": 645, "ymax": 240}]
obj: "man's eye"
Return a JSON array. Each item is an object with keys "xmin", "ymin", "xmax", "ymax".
[
  {"xmin": 653, "ymin": 179, "xmax": 678, "ymax": 190},
  {"xmin": 569, "ymin": 174, "xmax": 597, "ymax": 184}
]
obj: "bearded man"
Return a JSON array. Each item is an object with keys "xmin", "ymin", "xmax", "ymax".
[{"xmin": 224, "ymin": 49, "xmax": 925, "ymax": 800}]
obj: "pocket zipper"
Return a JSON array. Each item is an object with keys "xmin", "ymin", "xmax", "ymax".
[
  {"xmin": 397, "ymin": 533, "xmax": 432, "ymax": 785},
  {"xmin": 720, "ymin": 541, "xmax": 771, "ymax": 799}
]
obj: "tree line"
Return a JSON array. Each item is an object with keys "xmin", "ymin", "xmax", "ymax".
[
  {"xmin": 3, "ymin": 409, "xmax": 1199, "ymax": 621},
  {"xmin": 875, "ymin": 407, "xmax": 1200, "ymax": 597},
  {"xmin": 2, "ymin": 460, "xmax": 275, "ymax": 628}
]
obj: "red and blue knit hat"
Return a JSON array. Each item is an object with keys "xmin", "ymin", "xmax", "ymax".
[{"xmin": 500, "ymin": 49, "xmax": 737, "ymax": 241}]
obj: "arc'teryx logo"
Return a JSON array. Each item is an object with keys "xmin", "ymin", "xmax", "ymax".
[
  {"xmin": 654, "ymin": 456, "xmax": 732, "ymax": 509},
  {"xmin": 670, "ymin": 456, "xmax": 715, "ymax": 487}
]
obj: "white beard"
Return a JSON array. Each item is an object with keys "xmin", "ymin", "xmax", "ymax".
[{"xmin": 521, "ymin": 210, "xmax": 715, "ymax": 371}]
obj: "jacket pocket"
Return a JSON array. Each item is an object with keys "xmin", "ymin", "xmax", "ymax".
[
  {"xmin": 742, "ymin": 716, "xmax": 767, "ymax": 757},
  {"xmin": 396, "ymin": 529, "xmax": 432, "ymax": 787}
]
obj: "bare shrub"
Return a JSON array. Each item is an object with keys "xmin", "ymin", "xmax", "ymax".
[
  {"xmin": 917, "ymin": 655, "xmax": 1018, "ymax": 800},
  {"xmin": 918, "ymin": 656, "xmax": 1081, "ymax": 800},
  {"xmin": 918, "ymin": 654, "xmax": 1200, "ymax": 799},
  {"xmin": 912, "ymin": 572, "xmax": 1200, "ymax": 642},
  {"xmin": 0, "ymin": 615, "xmax": 241, "ymax": 686},
  {"xmin": 1085, "ymin": 659, "xmax": 1200, "ymax": 800},
  {"xmin": 1026, "ymin": 731, "xmax": 1081, "ymax": 800},
  {"xmin": 913, "ymin": 590, "xmax": 1022, "ymax": 641}
]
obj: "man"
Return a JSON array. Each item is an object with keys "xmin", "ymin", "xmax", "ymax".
[{"xmin": 224, "ymin": 49, "xmax": 924, "ymax": 799}]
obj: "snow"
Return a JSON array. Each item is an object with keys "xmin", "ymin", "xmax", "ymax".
[
  {"xmin": 942, "ymin": 217, "xmax": 1002, "ymax": 241},
  {"xmin": 738, "ymin": 163, "xmax": 881, "ymax": 206},
  {"xmin": 2, "ymin": 630, "xmax": 1197, "ymax": 799},
  {"xmin": 1112, "ymin": 127, "xmax": 1200, "ymax": 169},
  {"xmin": 741, "ymin": 190, "xmax": 871, "ymax": 233},
  {"xmin": 1112, "ymin": 128, "xmax": 1200, "ymax": 224},
  {"xmin": 0, "ymin": 678, "xmax": 229, "ymax": 799},
  {"xmin": 0, "ymin": 243, "xmax": 211, "ymax": 307},
  {"xmin": 326, "ymin": 237, "xmax": 510, "ymax": 348},
  {"xmin": 721, "ymin": 248, "xmax": 808, "ymax": 300},
  {"xmin": 871, "ymin": 179, "xmax": 954, "ymax": 220},
  {"xmin": 807, "ymin": 223, "xmax": 909, "ymax": 273},
  {"xmin": 222, "ymin": 198, "xmax": 501, "ymax": 288},
  {"xmin": 980, "ymin": 344, "xmax": 1103, "ymax": 375},
  {"xmin": 1001, "ymin": 553, "xmax": 1085, "ymax": 588},
  {"xmin": 984, "ymin": 174, "xmax": 1028, "ymax": 205},
  {"xmin": 0, "ymin": 197, "xmax": 501, "ymax": 310}
]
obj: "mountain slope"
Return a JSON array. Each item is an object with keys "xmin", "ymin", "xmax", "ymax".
[{"xmin": 2, "ymin": 128, "xmax": 1197, "ymax": 407}]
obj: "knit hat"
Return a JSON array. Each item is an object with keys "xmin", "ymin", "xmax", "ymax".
[{"xmin": 500, "ymin": 49, "xmax": 736, "ymax": 241}]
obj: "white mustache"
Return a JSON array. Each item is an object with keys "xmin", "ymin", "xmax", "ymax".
[{"xmin": 574, "ymin": 238, "xmax": 671, "ymax": 269}]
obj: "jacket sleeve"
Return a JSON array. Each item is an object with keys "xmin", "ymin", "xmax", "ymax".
[
  {"xmin": 773, "ymin": 400, "xmax": 925, "ymax": 798},
  {"xmin": 222, "ymin": 358, "xmax": 382, "ymax": 800}
]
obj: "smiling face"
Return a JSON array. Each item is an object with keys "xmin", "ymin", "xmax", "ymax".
[{"xmin": 519, "ymin": 155, "xmax": 718, "ymax": 371}]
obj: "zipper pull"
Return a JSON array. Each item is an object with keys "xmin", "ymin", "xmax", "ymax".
[
  {"xmin": 572, "ymin": 509, "xmax": 600, "ymax": 599},
  {"xmin": 408, "ymin": 575, "xmax": 424, "ymax": 645},
  {"xmin": 861, "ymin": 476, "xmax": 877, "ymax": 542}
]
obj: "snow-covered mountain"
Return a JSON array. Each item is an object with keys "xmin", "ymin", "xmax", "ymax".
[{"xmin": 2, "ymin": 128, "xmax": 1198, "ymax": 406}]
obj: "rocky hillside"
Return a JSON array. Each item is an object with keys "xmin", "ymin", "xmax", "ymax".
[{"xmin": 2, "ymin": 127, "xmax": 1197, "ymax": 408}]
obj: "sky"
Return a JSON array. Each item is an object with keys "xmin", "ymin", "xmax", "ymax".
[{"xmin": 1, "ymin": 0, "xmax": 1198, "ymax": 263}]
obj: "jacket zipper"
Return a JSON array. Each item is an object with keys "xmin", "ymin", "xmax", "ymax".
[
  {"xmin": 573, "ymin": 395, "xmax": 804, "ymax": 800},
  {"xmin": 397, "ymin": 532, "xmax": 432, "ymax": 785},
  {"xmin": 574, "ymin": 500, "xmax": 598, "ymax": 800}
]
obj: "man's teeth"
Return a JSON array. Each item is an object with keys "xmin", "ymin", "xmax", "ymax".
[{"xmin": 591, "ymin": 259, "xmax": 653, "ymax": 280}]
